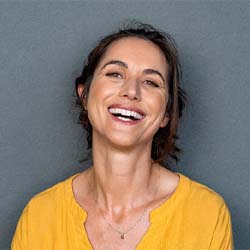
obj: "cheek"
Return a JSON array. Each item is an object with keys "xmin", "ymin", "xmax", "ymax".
[
  {"xmin": 147, "ymin": 92, "xmax": 168, "ymax": 115},
  {"xmin": 89, "ymin": 77, "xmax": 116, "ymax": 98},
  {"xmin": 86, "ymin": 82, "xmax": 113, "ymax": 125}
]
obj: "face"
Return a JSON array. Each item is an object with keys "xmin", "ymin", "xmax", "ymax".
[{"xmin": 78, "ymin": 37, "xmax": 170, "ymax": 148}]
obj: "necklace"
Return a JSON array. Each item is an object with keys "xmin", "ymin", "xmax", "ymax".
[{"xmin": 88, "ymin": 164, "xmax": 160, "ymax": 240}]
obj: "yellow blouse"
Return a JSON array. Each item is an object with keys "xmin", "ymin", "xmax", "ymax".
[{"xmin": 12, "ymin": 172, "xmax": 234, "ymax": 250}]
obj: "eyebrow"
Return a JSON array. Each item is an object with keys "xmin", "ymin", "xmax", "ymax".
[{"xmin": 101, "ymin": 60, "xmax": 166, "ymax": 83}]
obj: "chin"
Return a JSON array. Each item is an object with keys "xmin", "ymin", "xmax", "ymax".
[{"xmin": 108, "ymin": 137, "xmax": 139, "ymax": 148}]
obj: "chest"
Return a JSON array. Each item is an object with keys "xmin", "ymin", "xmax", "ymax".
[{"xmin": 84, "ymin": 209, "xmax": 151, "ymax": 250}]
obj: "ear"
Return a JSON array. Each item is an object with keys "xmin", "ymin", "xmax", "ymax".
[
  {"xmin": 159, "ymin": 112, "xmax": 170, "ymax": 128},
  {"xmin": 77, "ymin": 84, "xmax": 85, "ymax": 98},
  {"xmin": 77, "ymin": 84, "xmax": 87, "ymax": 110}
]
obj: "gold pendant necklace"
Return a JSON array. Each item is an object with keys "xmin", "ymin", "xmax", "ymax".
[
  {"xmin": 89, "ymin": 164, "xmax": 160, "ymax": 239},
  {"xmin": 94, "ymin": 195, "xmax": 148, "ymax": 239}
]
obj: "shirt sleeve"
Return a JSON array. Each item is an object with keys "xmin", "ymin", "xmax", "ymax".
[
  {"xmin": 11, "ymin": 203, "xmax": 29, "ymax": 250},
  {"xmin": 209, "ymin": 201, "xmax": 234, "ymax": 250}
]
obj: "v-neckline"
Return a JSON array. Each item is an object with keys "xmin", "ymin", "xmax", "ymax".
[{"xmin": 67, "ymin": 171, "xmax": 186, "ymax": 249}]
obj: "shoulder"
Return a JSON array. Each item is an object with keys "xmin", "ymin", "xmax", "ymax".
[
  {"xmin": 23, "ymin": 173, "xmax": 79, "ymax": 220},
  {"xmin": 156, "ymin": 168, "xmax": 233, "ymax": 246},
  {"xmin": 159, "ymin": 167, "xmax": 226, "ymax": 211},
  {"xmin": 178, "ymin": 173, "xmax": 233, "ymax": 245},
  {"xmin": 12, "ymin": 173, "xmax": 80, "ymax": 246},
  {"xmin": 157, "ymin": 166, "xmax": 230, "ymax": 217},
  {"xmin": 181, "ymin": 173, "xmax": 226, "ymax": 209},
  {"xmin": 176, "ymin": 172, "xmax": 232, "ymax": 230}
]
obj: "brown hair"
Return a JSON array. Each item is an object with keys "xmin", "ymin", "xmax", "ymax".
[{"xmin": 75, "ymin": 21, "xmax": 188, "ymax": 168}]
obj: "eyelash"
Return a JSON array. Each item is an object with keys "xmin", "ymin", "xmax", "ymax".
[
  {"xmin": 105, "ymin": 72, "xmax": 160, "ymax": 88},
  {"xmin": 106, "ymin": 72, "xmax": 122, "ymax": 78},
  {"xmin": 144, "ymin": 80, "xmax": 159, "ymax": 88}
]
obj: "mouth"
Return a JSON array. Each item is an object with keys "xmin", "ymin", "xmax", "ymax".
[{"xmin": 108, "ymin": 105, "xmax": 145, "ymax": 124}]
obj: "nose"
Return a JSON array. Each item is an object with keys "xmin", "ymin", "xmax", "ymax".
[{"xmin": 118, "ymin": 78, "xmax": 142, "ymax": 101}]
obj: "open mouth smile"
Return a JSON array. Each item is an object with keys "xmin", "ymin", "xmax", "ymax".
[{"xmin": 108, "ymin": 106, "xmax": 146, "ymax": 125}]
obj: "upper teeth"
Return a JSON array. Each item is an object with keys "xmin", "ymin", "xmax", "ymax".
[{"xmin": 109, "ymin": 108, "xmax": 143, "ymax": 120}]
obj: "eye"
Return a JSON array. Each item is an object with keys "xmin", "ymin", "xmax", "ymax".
[
  {"xmin": 144, "ymin": 80, "xmax": 159, "ymax": 88},
  {"xmin": 106, "ymin": 72, "xmax": 123, "ymax": 78}
]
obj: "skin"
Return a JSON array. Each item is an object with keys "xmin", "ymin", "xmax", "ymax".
[{"xmin": 75, "ymin": 37, "xmax": 180, "ymax": 249}]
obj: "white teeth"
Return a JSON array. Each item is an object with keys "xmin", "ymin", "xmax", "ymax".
[
  {"xmin": 117, "ymin": 116, "xmax": 132, "ymax": 121},
  {"xmin": 109, "ymin": 108, "xmax": 143, "ymax": 120},
  {"xmin": 120, "ymin": 109, "xmax": 127, "ymax": 116}
]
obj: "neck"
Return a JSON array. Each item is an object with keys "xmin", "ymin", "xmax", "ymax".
[{"xmin": 88, "ymin": 132, "xmax": 160, "ymax": 215}]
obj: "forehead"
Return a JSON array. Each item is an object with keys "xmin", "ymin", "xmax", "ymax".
[{"xmin": 97, "ymin": 37, "xmax": 168, "ymax": 75}]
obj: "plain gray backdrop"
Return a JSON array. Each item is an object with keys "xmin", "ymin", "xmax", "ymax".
[{"xmin": 1, "ymin": 1, "xmax": 249, "ymax": 249}]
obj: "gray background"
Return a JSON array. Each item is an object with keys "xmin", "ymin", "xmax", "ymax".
[{"xmin": 0, "ymin": 1, "xmax": 249, "ymax": 249}]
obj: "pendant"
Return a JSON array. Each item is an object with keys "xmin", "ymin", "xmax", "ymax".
[{"xmin": 121, "ymin": 234, "xmax": 124, "ymax": 239}]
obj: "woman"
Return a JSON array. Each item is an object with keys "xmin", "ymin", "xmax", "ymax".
[{"xmin": 12, "ymin": 22, "xmax": 234, "ymax": 249}]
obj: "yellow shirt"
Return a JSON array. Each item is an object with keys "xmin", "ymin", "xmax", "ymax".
[{"xmin": 11, "ymin": 172, "xmax": 234, "ymax": 250}]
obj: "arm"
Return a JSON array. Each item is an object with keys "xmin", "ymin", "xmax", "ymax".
[
  {"xmin": 11, "ymin": 204, "xmax": 29, "ymax": 250},
  {"xmin": 209, "ymin": 201, "xmax": 234, "ymax": 250}
]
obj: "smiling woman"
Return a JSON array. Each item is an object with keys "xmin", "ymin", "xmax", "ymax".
[{"xmin": 11, "ymin": 22, "xmax": 234, "ymax": 250}]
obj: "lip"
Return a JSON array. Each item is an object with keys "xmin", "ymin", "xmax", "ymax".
[
  {"xmin": 109, "ymin": 111, "xmax": 145, "ymax": 125},
  {"xmin": 108, "ymin": 104, "xmax": 146, "ymax": 116},
  {"xmin": 107, "ymin": 103, "xmax": 146, "ymax": 126}
]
